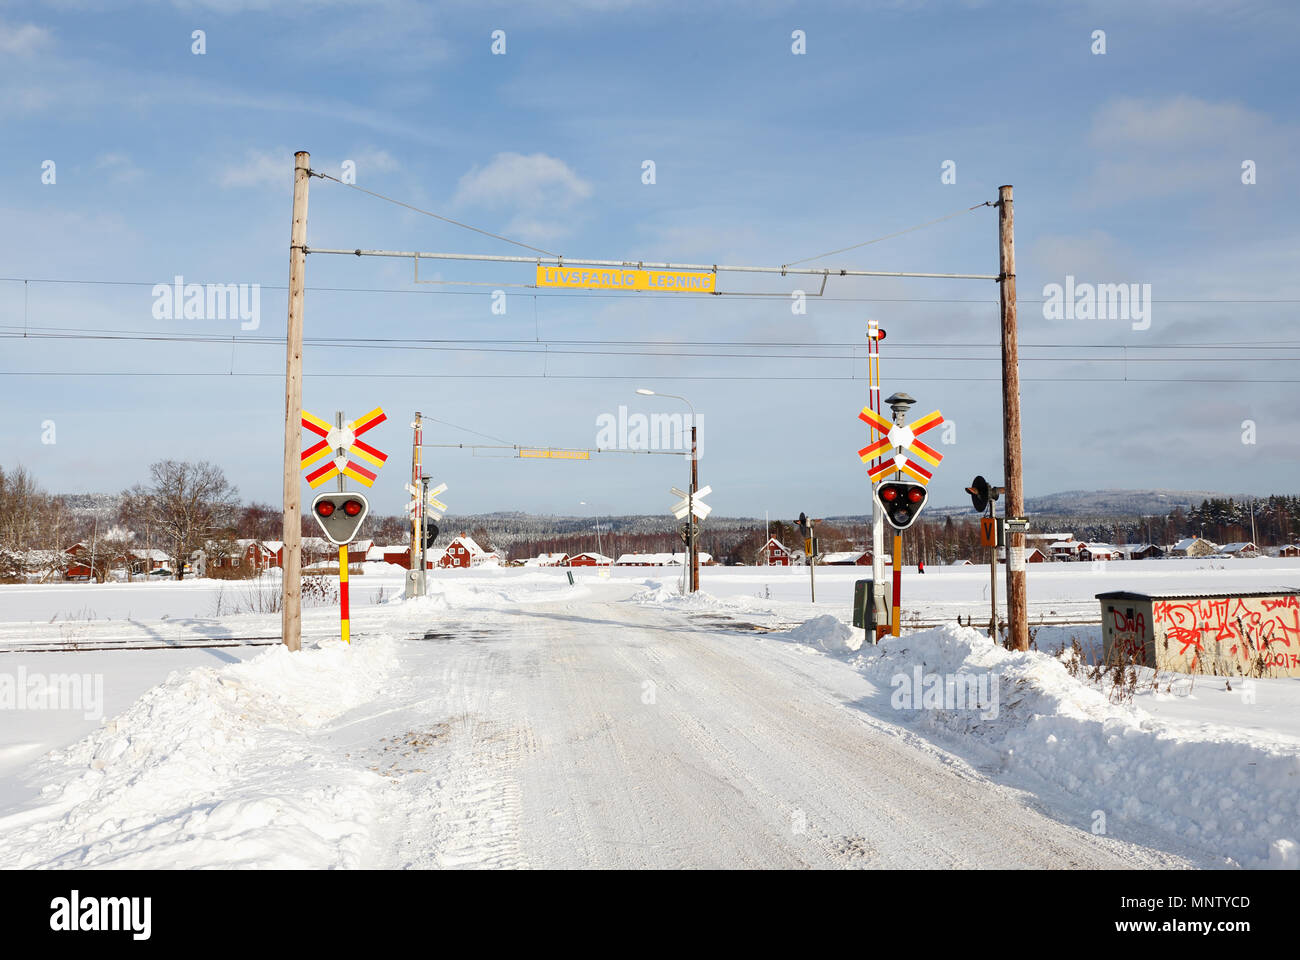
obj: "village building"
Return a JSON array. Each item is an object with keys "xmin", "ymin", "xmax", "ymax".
[
  {"xmin": 1220, "ymin": 542, "xmax": 1260, "ymax": 558},
  {"xmin": 615, "ymin": 552, "xmax": 712, "ymax": 567},
  {"xmin": 756, "ymin": 538, "xmax": 795, "ymax": 566},
  {"xmin": 1121, "ymin": 543, "xmax": 1164, "ymax": 560},
  {"xmin": 568, "ymin": 552, "xmax": 613, "ymax": 566},
  {"xmin": 1049, "ymin": 540, "xmax": 1086, "ymax": 562},
  {"xmin": 1170, "ymin": 536, "xmax": 1217, "ymax": 558},
  {"xmin": 440, "ymin": 535, "xmax": 485, "ymax": 568},
  {"xmin": 1077, "ymin": 543, "xmax": 1121, "ymax": 562},
  {"xmin": 523, "ymin": 552, "xmax": 569, "ymax": 567}
]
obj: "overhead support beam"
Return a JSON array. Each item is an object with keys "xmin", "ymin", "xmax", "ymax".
[{"xmin": 304, "ymin": 247, "xmax": 1000, "ymax": 282}]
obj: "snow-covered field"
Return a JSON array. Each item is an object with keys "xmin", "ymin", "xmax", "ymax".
[{"xmin": 0, "ymin": 557, "xmax": 1297, "ymax": 868}]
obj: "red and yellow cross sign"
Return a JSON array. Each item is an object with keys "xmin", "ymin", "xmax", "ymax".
[
  {"xmin": 858, "ymin": 406, "xmax": 945, "ymax": 485},
  {"xmin": 301, "ymin": 406, "xmax": 389, "ymax": 488}
]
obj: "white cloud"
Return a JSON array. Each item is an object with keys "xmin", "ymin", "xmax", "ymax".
[
  {"xmin": 218, "ymin": 149, "xmax": 288, "ymax": 188},
  {"xmin": 96, "ymin": 153, "xmax": 143, "ymax": 183},
  {"xmin": 1085, "ymin": 95, "xmax": 1292, "ymax": 202},
  {"xmin": 1090, "ymin": 95, "xmax": 1267, "ymax": 149},
  {"xmin": 451, "ymin": 152, "xmax": 593, "ymax": 243},
  {"xmin": 453, "ymin": 152, "xmax": 592, "ymax": 208},
  {"xmin": 0, "ymin": 19, "xmax": 52, "ymax": 56}
]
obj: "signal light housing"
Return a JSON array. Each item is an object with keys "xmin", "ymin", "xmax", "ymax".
[
  {"xmin": 874, "ymin": 481, "xmax": 928, "ymax": 530},
  {"xmin": 309, "ymin": 491, "xmax": 371, "ymax": 545}
]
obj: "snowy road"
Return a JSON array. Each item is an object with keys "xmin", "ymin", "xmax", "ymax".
[
  {"xmin": 362, "ymin": 588, "xmax": 1195, "ymax": 869},
  {"xmin": 12, "ymin": 570, "xmax": 1282, "ymax": 869}
]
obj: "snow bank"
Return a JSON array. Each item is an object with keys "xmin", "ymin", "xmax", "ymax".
[
  {"xmin": 0, "ymin": 635, "xmax": 400, "ymax": 869},
  {"xmin": 779, "ymin": 614, "xmax": 862, "ymax": 654},
  {"xmin": 629, "ymin": 581, "xmax": 759, "ymax": 614},
  {"xmin": 852, "ymin": 624, "xmax": 1300, "ymax": 869}
]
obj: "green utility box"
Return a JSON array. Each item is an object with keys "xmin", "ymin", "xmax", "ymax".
[{"xmin": 853, "ymin": 579, "xmax": 890, "ymax": 641}]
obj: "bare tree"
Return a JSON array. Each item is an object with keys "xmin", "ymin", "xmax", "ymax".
[{"xmin": 127, "ymin": 461, "xmax": 240, "ymax": 579}]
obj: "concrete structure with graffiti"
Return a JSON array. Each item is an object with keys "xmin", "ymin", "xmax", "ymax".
[{"xmin": 1097, "ymin": 588, "xmax": 1300, "ymax": 678}]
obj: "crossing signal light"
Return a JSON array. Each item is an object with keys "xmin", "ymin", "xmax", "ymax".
[
  {"xmin": 875, "ymin": 481, "xmax": 928, "ymax": 530},
  {"xmin": 310, "ymin": 492, "xmax": 370, "ymax": 545},
  {"xmin": 964, "ymin": 475, "xmax": 1004, "ymax": 514},
  {"xmin": 424, "ymin": 521, "xmax": 439, "ymax": 548}
]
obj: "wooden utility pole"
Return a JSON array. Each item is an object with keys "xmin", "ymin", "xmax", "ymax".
[
  {"xmin": 997, "ymin": 184, "xmax": 1028, "ymax": 651},
  {"xmin": 280, "ymin": 150, "xmax": 310, "ymax": 652}
]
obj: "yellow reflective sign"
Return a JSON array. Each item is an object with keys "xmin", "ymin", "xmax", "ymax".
[
  {"xmin": 519, "ymin": 448, "xmax": 591, "ymax": 460},
  {"xmin": 536, "ymin": 265, "xmax": 716, "ymax": 293}
]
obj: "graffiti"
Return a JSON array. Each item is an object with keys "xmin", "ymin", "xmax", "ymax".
[
  {"xmin": 1153, "ymin": 594, "xmax": 1300, "ymax": 672},
  {"xmin": 1108, "ymin": 607, "xmax": 1149, "ymax": 664}
]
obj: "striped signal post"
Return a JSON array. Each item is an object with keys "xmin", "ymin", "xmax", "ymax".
[
  {"xmin": 339, "ymin": 543, "xmax": 351, "ymax": 644},
  {"xmin": 866, "ymin": 321, "xmax": 885, "ymax": 636},
  {"xmin": 407, "ymin": 413, "xmax": 424, "ymax": 598}
]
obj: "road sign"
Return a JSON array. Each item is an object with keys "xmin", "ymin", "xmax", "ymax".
[
  {"xmin": 405, "ymin": 481, "xmax": 448, "ymax": 519},
  {"xmin": 980, "ymin": 516, "xmax": 997, "ymax": 547},
  {"xmin": 519, "ymin": 448, "xmax": 590, "ymax": 460},
  {"xmin": 670, "ymin": 485, "xmax": 712, "ymax": 520},
  {"xmin": 301, "ymin": 407, "xmax": 389, "ymax": 488},
  {"xmin": 311, "ymin": 491, "xmax": 370, "ymax": 545},
  {"xmin": 857, "ymin": 406, "xmax": 945, "ymax": 485},
  {"xmin": 536, "ymin": 265, "xmax": 716, "ymax": 294}
]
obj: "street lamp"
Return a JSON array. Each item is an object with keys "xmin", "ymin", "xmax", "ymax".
[
  {"xmin": 635, "ymin": 387, "xmax": 699, "ymax": 592},
  {"xmin": 580, "ymin": 501, "xmax": 607, "ymax": 566}
]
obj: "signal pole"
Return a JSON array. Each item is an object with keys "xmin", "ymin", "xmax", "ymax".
[
  {"xmin": 997, "ymin": 185, "xmax": 1029, "ymax": 651},
  {"xmin": 690, "ymin": 420, "xmax": 699, "ymax": 593},
  {"xmin": 280, "ymin": 150, "xmax": 310, "ymax": 652},
  {"xmin": 406, "ymin": 411, "xmax": 425, "ymax": 598},
  {"xmin": 867, "ymin": 321, "xmax": 887, "ymax": 641}
]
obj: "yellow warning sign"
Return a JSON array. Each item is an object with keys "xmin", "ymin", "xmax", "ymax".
[
  {"xmin": 535, "ymin": 265, "xmax": 716, "ymax": 293},
  {"xmin": 519, "ymin": 448, "xmax": 591, "ymax": 460}
]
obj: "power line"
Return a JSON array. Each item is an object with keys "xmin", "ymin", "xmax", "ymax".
[
  {"xmin": 1, "ymin": 370, "xmax": 1297, "ymax": 383},
  {"xmin": 3, "ymin": 276, "xmax": 1297, "ymax": 304},
  {"xmin": 3, "ymin": 327, "xmax": 1298, "ymax": 362},
  {"xmin": 783, "ymin": 201, "xmax": 994, "ymax": 268},
  {"xmin": 310, "ymin": 170, "xmax": 559, "ymax": 258}
]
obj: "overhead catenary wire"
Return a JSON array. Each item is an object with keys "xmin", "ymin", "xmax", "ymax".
[
  {"xmin": 2, "ymin": 370, "xmax": 1298, "ymax": 383},
  {"xmin": 305, "ymin": 246, "xmax": 1001, "ymax": 281},
  {"xmin": 3, "ymin": 327, "xmax": 1298, "ymax": 361},
  {"xmin": 782, "ymin": 201, "xmax": 995, "ymax": 268},
  {"xmin": 4, "ymin": 276, "xmax": 1297, "ymax": 305},
  {"xmin": 310, "ymin": 170, "xmax": 560, "ymax": 258}
]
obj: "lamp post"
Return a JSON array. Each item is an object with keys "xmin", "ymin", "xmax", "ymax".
[
  {"xmin": 580, "ymin": 500, "xmax": 607, "ymax": 569},
  {"xmin": 636, "ymin": 388, "xmax": 698, "ymax": 592}
]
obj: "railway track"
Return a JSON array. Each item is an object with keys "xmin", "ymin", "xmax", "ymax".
[{"xmin": 0, "ymin": 636, "xmax": 288, "ymax": 654}]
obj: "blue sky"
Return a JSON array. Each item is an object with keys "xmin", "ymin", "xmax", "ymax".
[{"xmin": 2, "ymin": 0, "xmax": 1297, "ymax": 519}]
